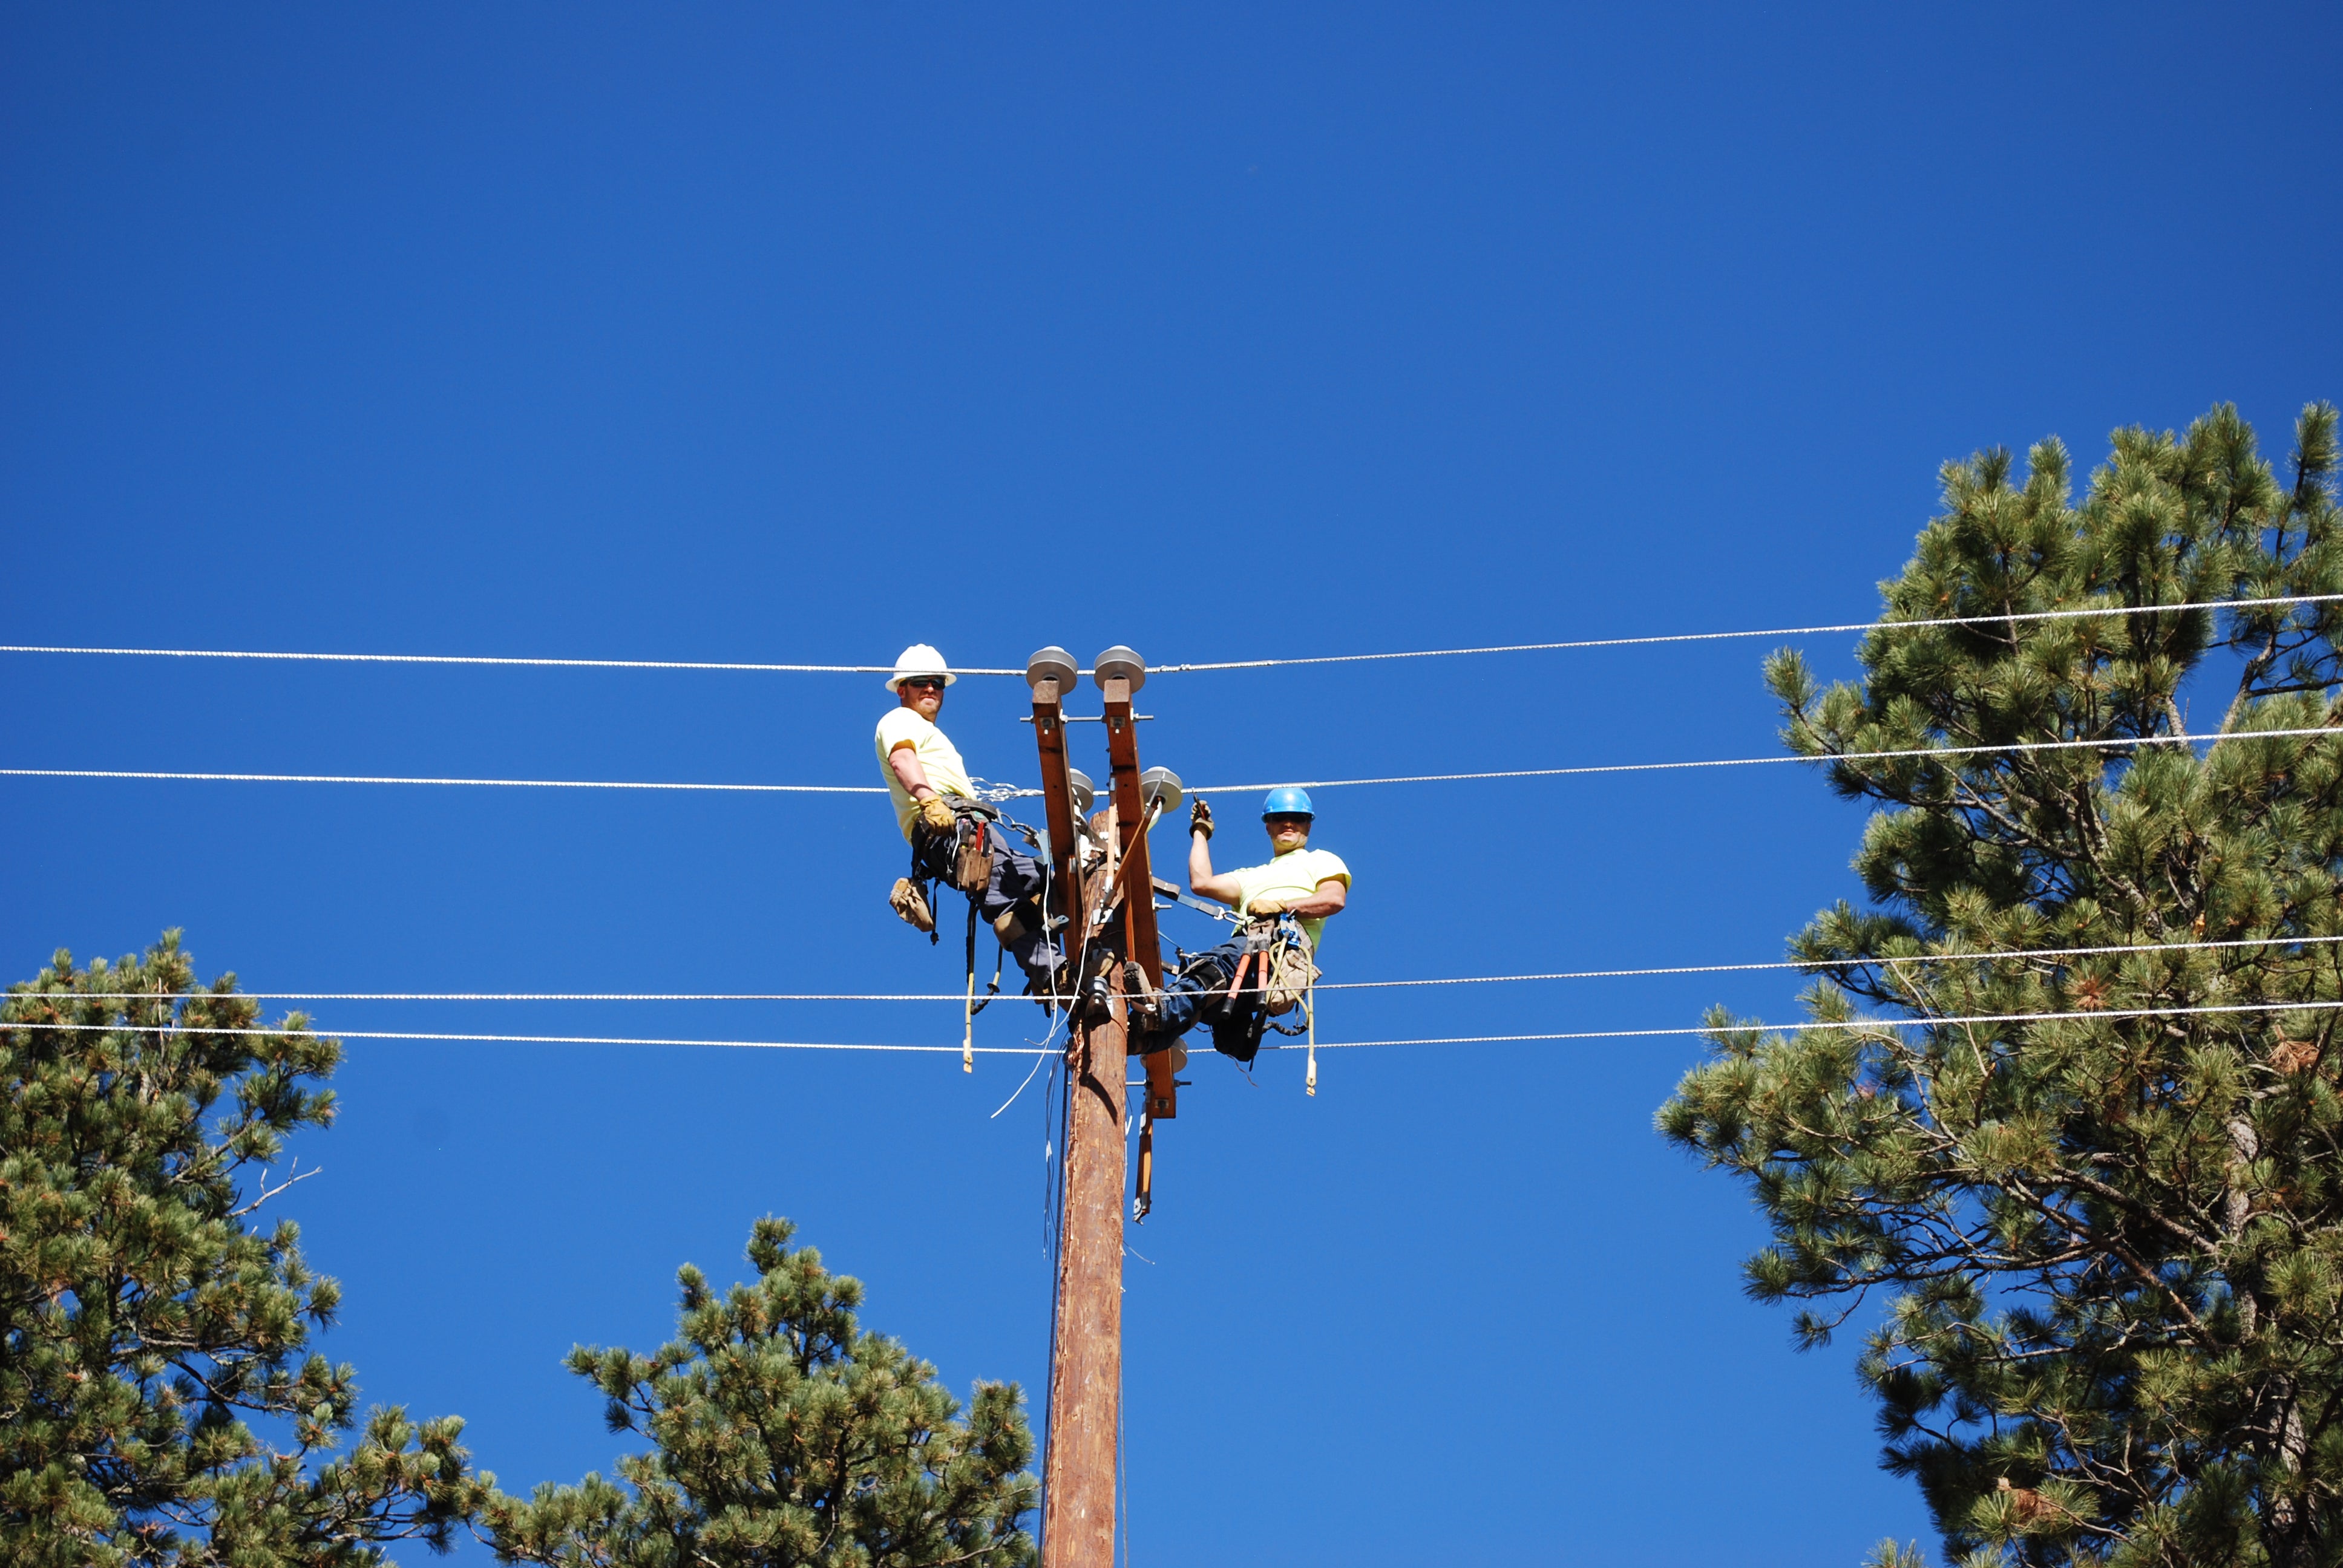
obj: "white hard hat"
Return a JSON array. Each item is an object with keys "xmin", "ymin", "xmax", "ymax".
[{"xmin": 885, "ymin": 644, "xmax": 957, "ymax": 692}]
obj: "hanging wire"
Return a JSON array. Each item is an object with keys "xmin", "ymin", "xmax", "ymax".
[
  {"xmin": 13, "ymin": 996, "xmax": 2343, "ymax": 1054},
  {"xmin": 0, "ymin": 644, "xmax": 1024, "ymax": 676},
  {"xmin": 11, "ymin": 590, "xmax": 2335, "ymax": 677},
  {"xmin": 1273, "ymin": 996, "xmax": 2343, "ymax": 1050},
  {"xmin": 1186, "ymin": 724, "xmax": 2343, "ymax": 795},
  {"xmin": 0, "ymin": 766, "xmax": 888, "ymax": 794},
  {"xmin": 11, "ymin": 721, "xmax": 2330, "ymax": 802},
  {"xmin": 46, "ymin": 927, "xmax": 2343, "ymax": 1005}
]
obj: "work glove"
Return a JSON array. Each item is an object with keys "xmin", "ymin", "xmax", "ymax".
[
  {"xmin": 1189, "ymin": 799, "xmax": 1214, "ymax": 840},
  {"xmin": 1247, "ymin": 897, "xmax": 1288, "ymax": 917},
  {"xmin": 888, "ymin": 877, "xmax": 936, "ymax": 933},
  {"xmin": 919, "ymin": 794, "xmax": 956, "ymax": 834}
]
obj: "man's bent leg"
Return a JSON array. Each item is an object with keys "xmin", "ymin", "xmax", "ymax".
[{"xmin": 1147, "ymin": 938, "xmax": 1245, "ymax": 1038}]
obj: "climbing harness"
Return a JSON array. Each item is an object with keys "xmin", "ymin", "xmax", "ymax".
[{"xmin": 901, "ymin": 795, "xmax": 1061, "ymax": 1070}]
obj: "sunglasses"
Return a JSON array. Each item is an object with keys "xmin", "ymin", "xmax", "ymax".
[
  {"xmin": 1265, "ymin": 815, "xmax": 1312, "ymax": 828},
  {"xmin": 900, "ymin": 678, "xmax": 947, "ymax": 691}
]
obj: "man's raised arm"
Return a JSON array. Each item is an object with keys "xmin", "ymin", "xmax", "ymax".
[{"xmin": 1187, "ymin": 799, "xmax": 1244, "ymax": 906}]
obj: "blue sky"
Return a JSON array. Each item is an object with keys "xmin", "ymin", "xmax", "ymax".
[{"xmin": 4, "ymin": 5, "xmax": 2338, "ymax": 1564}]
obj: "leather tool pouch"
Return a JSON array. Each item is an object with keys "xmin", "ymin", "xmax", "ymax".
[{"xmin": 954, "ymin": 818, "xmax": 994, "ymax": 895}]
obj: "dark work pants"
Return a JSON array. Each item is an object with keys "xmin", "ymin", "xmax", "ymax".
[
  {"xmin": 1150, "ymin": 936, "xmax": 1248, "ymax": 1038},
  {"xmin": 910, "ymin": 814, "xmax": 1057, "ymax": 983}
]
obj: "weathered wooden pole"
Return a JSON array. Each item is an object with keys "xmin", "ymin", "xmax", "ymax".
[{"xmin": 1040, "ymin": 802, "xmax": 1127, "ymax": 1568}]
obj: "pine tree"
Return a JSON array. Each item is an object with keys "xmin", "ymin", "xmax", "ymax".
[
  {"xmin": 1, "ymin": 932, "xmax": 491, "ymax": 1565},
  {"xmin": 1660, "ymin": 403, "xmax": 2343, "ymax": 1567},
  {"xmin": 483, "ymin": 1217, "xmax": 1037, "ymax": 1568}
]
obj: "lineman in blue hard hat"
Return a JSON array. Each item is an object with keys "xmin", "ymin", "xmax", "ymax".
[
  {"xmin": 1126, "ymin": 785, "xmax": 1351, "ymax": 1063},
  {"xmin": 876, "ymin": 644, "xmax": 1063, "ymax": 997}
]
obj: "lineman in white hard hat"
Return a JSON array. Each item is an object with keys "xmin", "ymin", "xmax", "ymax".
[{"xmin": 876, "ymin": 645, "xmax": 1063, "ymax": 998}]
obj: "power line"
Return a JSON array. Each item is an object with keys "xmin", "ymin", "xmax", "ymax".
[
  {"xmin": 8, "ymin": 592, "xmax": 2334, "ymax": 679},
  {"xmin": 1194, "ymin": 724, "xmax": 2342, "ymax": 794},
  {"xmin": 1279, "ymin": 996, "xmax": 2343, "ymax": 1050},
  {"xmin": 0, "ymin": 644, "xmax": 1025, "ymax": 677},
  {"xmin": 5, "ymin": 1021, "xmax": 1040, "ymax": 1054},
  {"xmin": 1153, "ymin": 592, "xmax": 2343, "ymax": 672},
  {"xmin": 13, "ymin": 995, "xmax": 2341, "ymax": 1054},
  {"xmin": 35, "ymin": 930, "xmax": 2343, "ymax": 1007},
  {"xmin": 0, "ymin": 767, "xmax": 883, "ymax": 794},
  {"xmin": 9, "ymin": 725, "xmax": 2333, "ymax": 802}
]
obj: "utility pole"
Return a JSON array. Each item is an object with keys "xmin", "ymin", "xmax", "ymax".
[{"xmin": 1026, "ymin": 645, "xmax": 1177, "ymax": 1568}]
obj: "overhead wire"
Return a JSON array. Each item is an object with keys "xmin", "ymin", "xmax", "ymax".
[
  {"xmin": 9, "ymin": 590, "xmax": 2336, "ymax": 678},
  {"xmin": 35, "ymin": 930, "xmax": 2343, "ymax": 1007},
  {"xmin": 8, "ymin": 725, "xmax": 2336, "ymax": 802},
  {"xmin": 1185, "ymin": 725, "xmax": 2342, "ymax": 796},
  {"xmin": 1276, "ymin": 996, "xmax": 2343, "ymax": 1050},
  {"xmin": 0, "ymin": 766, "xmax": 885, "ymax": 794},
  {"xmin": 1150, "ymin": 592, "xmax": 2343, "ymax": 671},
  {"xmin": 0, "ymin": 644, "xmax": 1025, "ymax": 676},
  {"xmin": 13, "ymin": 995, "xmax": 2343, "ymax": 1054}
]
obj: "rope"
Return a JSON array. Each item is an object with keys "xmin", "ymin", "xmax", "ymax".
[
  {"xmin": 5, "ymin": 1021, "xmax": 1040, "ymax": 1053},
  {"xmin": 1283, "ymin": 996, "xmax": 2343, "ymax": 1050},
  {"xmin": 1152, "ymin": 592, "xmax": 2343, "ymax": 671},
  {"xmin": 10, "ymin": 724, "xmax": 2333, "ymax": 803},
  {"xmin": 15, "ymin": 591, "xmax": 2335, "ymax": 678},
  {"xmin": 14, "ymin": 995, "xmax": 2341, "ymax": 1054},
  {"xmin": 0, "ymin": 767, "xmax": 884, "ymax": 793},
  {"xmin": 0, "ymin": 644, "xmax": 1025, "ymax": 676},
  {"xmin": 41, "ymin": 929, "xmax": 2343, "ymax": 1006},
  {"xmin": 1188, "ymin": 724, "xmax": 2342, "ymax": 795}
]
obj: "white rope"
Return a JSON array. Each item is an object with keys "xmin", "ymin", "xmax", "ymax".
[
  {"xmin": 1189, "ymin": 724, "xmax": 2341, "ymax": 795},
  {"xmin": 8, "ymin": 724, "xmax": 2333, "ymax": 802},
  {"xmin": 1155, "ymin": 592, "xmax": 2343, "ymax": 671},
  {"xmin": 1285, "ymin": 996, "xmax": 2343, "ymax": 1050},
  {"xmin": 0, "ymin": 768, "xmax": 884, "ymax": 794},
  {"xmin": 0, "ymin": 644, "xmax": 1026, "ymax": 676},
  {"xmin": 37, "ymin": 930, "xmax": 2343, "ymax": 1006},
  {"xmin": 14, "ymin": 995, "xmax": 2340, "ymax": 1054},
  {"xmin": 7, "ymin": 1021, "xmax": 1041, "ymax": 1053},
  {"xmin": 13, "ymin": 592, "xmax": 2335, "ymax": 678}
]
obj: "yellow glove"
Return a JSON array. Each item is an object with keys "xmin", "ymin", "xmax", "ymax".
[
  {"xmin": 919, "ymin": 795, "xmax": 956, "ymax": 833},
  {"xmin": 1248, "ymin": 897, "xmax": 1288, "ymax": 917}
]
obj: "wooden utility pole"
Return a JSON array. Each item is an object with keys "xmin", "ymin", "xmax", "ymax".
[
  {"xmin": 1039, "ymin": 828, "xmax": 1127, "ymax": 1568},
  {"xmin": 1029, "ymin": 648, "xmax": 1118, "ymax": 1568},
  {"xmin": 1026, "ymin": 645, "xmax": 1178, "ymax": 1568}
]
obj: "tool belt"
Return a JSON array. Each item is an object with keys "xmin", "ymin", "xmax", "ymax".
[
  {"xmin": 1257, "ymin": 920, "xmax": 1320, "ymax": 1015},
  {"xmin": 908, "ymin": 797, "xmax": 1003, "ymax": 895},
  {"xmin": 1206, "ymin": 916, "xmax": 1319, "ymax": 1059}
]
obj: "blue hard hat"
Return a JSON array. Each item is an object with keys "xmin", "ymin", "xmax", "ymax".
[{"xmin": 1261, "ymin": 786, "xmax": 1314, "ymax": 818}]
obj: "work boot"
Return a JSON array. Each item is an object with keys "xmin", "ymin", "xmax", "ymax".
[
  {"xmin": 1121, "ymin": 961, "xmax": 1161, "ymax": 1029},
  {"xmin": 888, "ymin": 878, "xmax": 934, "ymax": 933}
]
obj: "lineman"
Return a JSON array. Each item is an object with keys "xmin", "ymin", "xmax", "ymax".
[
  {"xmin": 876, "ymin": 644, "xmax": 1062, "ymax": 996},
  {"xmin": 1130, "ymin": 786, "xmax": 1350, "ymax": 1061}
]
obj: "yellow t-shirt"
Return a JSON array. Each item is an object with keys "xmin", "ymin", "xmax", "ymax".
[
  {"xmin": 874, "ymin": 707, "xmax": 973, "ymax": 841},
  {"xmin": 1231, "ymin": 846, "xmax": 1352, "ymax": 949}
]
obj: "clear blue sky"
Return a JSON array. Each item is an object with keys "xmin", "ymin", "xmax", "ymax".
[{"xmin": 4, "ymin": 5, "xmax": 2338, "ymax": 1564}]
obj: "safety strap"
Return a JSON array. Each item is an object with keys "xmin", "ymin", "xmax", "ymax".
[
  {"xmin": 962, "ymin": 893, "xmax": 978, "ymax": 1073},
  {"xmin": 1305, "ymin": 982, "xmax": 1317, "ymax": 1096}
]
